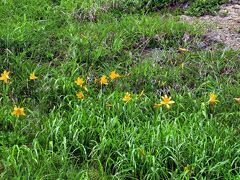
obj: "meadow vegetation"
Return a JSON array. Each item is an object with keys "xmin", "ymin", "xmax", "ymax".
[{"xmin": 0, "ymin": 0, "xmax": 240, "ymax": 179}]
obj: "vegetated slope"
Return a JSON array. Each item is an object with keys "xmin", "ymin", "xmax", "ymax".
[{"xmin": 0, "ymin": 0, "xmax": 240, "ymax": 179}]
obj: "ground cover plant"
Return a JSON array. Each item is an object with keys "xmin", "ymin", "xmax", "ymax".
[{"xmin": 1, "ymin": 0, "xmax": 240, "ymax": 179}]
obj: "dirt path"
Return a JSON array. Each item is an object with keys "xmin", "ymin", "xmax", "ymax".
[{"xmin": 181, "ymin": 1, "xmax": 240, "ymax": 50}]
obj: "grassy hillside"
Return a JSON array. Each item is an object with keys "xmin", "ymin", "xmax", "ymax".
[{"xmin": 0, "ymin": 0, "xmax": 240, "ymax": 179}]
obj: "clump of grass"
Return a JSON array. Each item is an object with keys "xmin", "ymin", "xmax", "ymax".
[{"xmin": 186, "ymin": 0, "xmax": 228, "ymax": 16}]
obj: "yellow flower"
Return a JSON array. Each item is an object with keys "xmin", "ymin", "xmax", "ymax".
[
  {"xmin": 208, "ymin": 93, "xmax": 220, "ymax": 105},
  {"xmin": 153, "ymin": 103, "xmax": 161, "ymax": 109},
  {"xmin": 76, "ymin": 91, "xmax": 84, "ymax": 99},
  {"xmin": 139, "ymin": 90, "xmax": 145, "ymax": 97},
  {"xmin": 234, "ymin": 98, "xmax": 240, "ymax": 104},
  {"xmin": 123, "ymin": 92, "xmax": 132, "ymax": 103},
  {"xmin": 12, "ymin": 106, "xmax": 26, "ymax": 117},
  {"xmin": 160, "ymin": 95, "xmax": 175, "ymax": 109},
  {"xmin": 29, "ymin": 72, "xmax": 37, "ymax": 80},
  {"xmin": 109, "ymin": 71, "xmax": 120, "ymax": 80},
  {"xmin": 100, "ymin": 75, "xmax": 108, "ymax": 85},
  {"xmin": 0, "ymin": 70, "xmax": 10, "ymax": 83},
  {"xmin": 75, "ymin": 77, "xmax": 84, "ymax": 87}
]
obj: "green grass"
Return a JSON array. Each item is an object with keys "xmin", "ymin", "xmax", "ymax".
[
  {"xmin": 1, "ymin": 0, "xmax": 240, "ymax": 179},
  {"xmin": 186, "ymin": 0, "xmax": 228, "ymax": 16}
]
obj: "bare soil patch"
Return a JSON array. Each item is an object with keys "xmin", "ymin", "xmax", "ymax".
[{"xmin": 181, "ymin": 1, "xmax": 240, "ymax": 50}]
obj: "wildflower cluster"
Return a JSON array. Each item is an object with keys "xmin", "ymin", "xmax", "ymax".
[
  {"xmin": 0, "ymin": 67, "xmax": 237, "ymax": 119},
  {"xmin": 0, "ymin": 70, "xmax": 38, "ymax": 117},
  {"xmin": 71, "ymin": 71, "xmax": 223, "ymax": 111},
  {"xmin": 75, "ymin": 77, "xmax": 85, "ymax": 100},
  {"xmin": 74, "ymin": 71, "xmax": 121, "ymax": 100}
]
